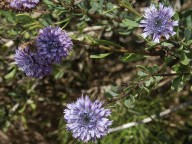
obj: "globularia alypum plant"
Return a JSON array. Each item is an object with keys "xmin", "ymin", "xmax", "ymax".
[{"xmin": 0, "ymin": 0, "xmax": 192, "ymax": 143}]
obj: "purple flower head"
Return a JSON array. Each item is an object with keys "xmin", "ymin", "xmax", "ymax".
[
  {"xmin": 15, "ymin": 46, "xmax": 52, "ymax": 78},
  {"xmin": 64, "ymin": 95, "xmax": 112, "ymax": 143},
  {"xmin": 10, "ymin": 0, "xmax": 40, "ymax": 10},
  {"xmin": 140, "ymin": 3, "xmax": 178, "ymax": 43},
  {"xmin": 36, "ymin": 26, "xmax": 73, "ymax": 64}
]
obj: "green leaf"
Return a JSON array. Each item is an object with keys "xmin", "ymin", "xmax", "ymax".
[
  {"xmin": 187, "ymin": 40, "xmax": 192, "ymax": 46},
  {"xmin": 145, "ymin": 77, "xmax": 154, "ymax": 87},
  {"xmin": 119, "ymin": 31, "xmax": 132, "ymax": 35},
  {"xmin": 174, "ymin": 12, "xmax": 180, "ymax": 20},
  {"xmin": 19, "ymin": 104, "xmax": 27, "ymax": 113},
  {"xmin": 122, "ymin": 19, "xmax": 139, "ymax": 27},
  {"xmin": 90, "ymin": 0, "xmax": 103, "ymax": 14},
  {"xmin": 0, "ymin": 11, "xmax": 15, "ymax": 23},
  {"xmin": 120, "ymin": 53, "xmax": 145, "ymax": 62},
  {"xmin": 54, "ymin": 69, "xmax": 65, "ymax": 79},
  {"xmin": 180, "ymin": 52, "xmax": 190, "ymax": 65},
  {"xmin": 124, "ymin": 99, "xmax": 134, "ymax": 108},
  {"xmin": 186, "ymin": 15, "xmax": 192, "ymax": 27},
  {"xmin": 90, "ymin": 53, "xmax": 111, "ymax": 59},
  {"xmin": 96, "ymin": 40, "xmax": 122, "ymax": 48},
  {"xmin": 16, "ymin": 14, "xmax": 34, "ymax": 24},
  {"xmin": 184, "ymin": 28, "xmax": 191, "ymax": 41},
  {"xmin": 105, "ymin": 90, "xmax": 118, "ymax": 98},
  {"xmin": 142, "ymin": 86, "xmax": 150, "ymax": 93},
  {"xmin": 171, "ymin": 76, "xmax": 184, "ymax": 92},
  {"xmin": 5, "ymin": 69, "xmax": 16, "ymax": 80},
  {"xmin": 28, "ymin": 100, "xmax": 36, "ymax": 110},
  {"xmin": 99, "ymin": 0, "xmax": 104, "ymax": 12},
  {"xmin": 124, "ymin": 95, "xmax": 136, "ymax": 108},
  {"xmin": 136, "ymin": 65, "xmax": 150, "ymax": 73},
  {"xmin": 154, "ymin": 76, "xmax": 163, "ymax": 81},
  {"xmin": 176, "ymin": 45, "xmax": 184, "ymax": 51},
  {"xmin": 43, "ymin": 0, "xmax": 54, "ymax": 6},
  {"xmin": 182, "ymin": 9, "xmax": 192, "ymax": 18},
  {"xmin": 137, "ymin": 71, "xmax": 148, "ymax": 77},
  {"xmin": 162, "ymin": 42, "xmax": 174, "ymax": 47}
]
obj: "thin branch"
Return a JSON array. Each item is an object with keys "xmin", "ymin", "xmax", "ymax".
[
  {"xmin": 73, "ymin": 9, "xmax": 122, "ymax": 22},
  {"xmin": 104, "ymin": 92, "xmax": 129, "ymax": 106},
  {"xmin": 109, "ymin": 101, "xmax": 192, "ymax": 133},
  {"xmin": 103, "ymin": 71, "xmax": 190, "ymax": 107},
  {"xmin": 73, "ymin": 40, "xmax": 164, "ymax": 56},
  {"xmin": 103, "ymin": 86, "xmax": 138, "ymax": 106},
  {"xmin": 152, "ymin": 72, "xmax": 190, "ymax": 77}
]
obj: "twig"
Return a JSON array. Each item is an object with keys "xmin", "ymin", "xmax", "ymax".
[
  {"xmin": 73, "ymin": 9, "xmax": 122, "ymax": 22},
  {"xmin": 73, "ymin": 40, "xmax": 164, "ymax": 56},
  {"xmin": 109, "ymin": 101, "xmax": 192, "ymax": 133},
  {"xmin": 103, "ymin": 85, "xmax": 138, "ymax": 106},
  {"xmin": 152, "ymin": 72, "xmax": 190, "ymax": 77},
  {"xmin": 104, "ymin": 92, "xmax": 129, "ymax": 106}
]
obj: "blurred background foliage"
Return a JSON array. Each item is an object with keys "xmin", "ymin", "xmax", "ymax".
[{"xmin": 0, "ymin": 0, "xmax": 192, "ymax": 143}]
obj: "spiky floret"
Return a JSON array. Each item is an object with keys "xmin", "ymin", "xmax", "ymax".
[
  {"xmin": 64, "ymin": 95, "xmax": 113, "ymax": 142},
  {"xmin": 14, "ymin": 46, "xmax": 51, "ymax": 78},
  {"xmin": 10, "ymin": 0, "xmax": 39, "ymax": 10},
  {"xmin": 140, "ymin": 3, "xmax": 178, "ymax": 43},
  {"xmin": 36, "ymin": 26, "xmax": 73, "ymax": 64}
]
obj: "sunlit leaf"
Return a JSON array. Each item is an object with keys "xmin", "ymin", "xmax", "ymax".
[{"xmin": 90, "ymin": 53, "xmax": 111, "ymax": 59}]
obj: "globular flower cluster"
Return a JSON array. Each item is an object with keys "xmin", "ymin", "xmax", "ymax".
[
  {"xmin": 140, "ymin": 3, "xmax": 178, "ymax": 43},
  {"xmin": 15, "ymin": 26, "xmax": 73, "ymax": 78},
  {"xmin": 15, "ymin": 46, "xmax": 51, "ymax": 78},
  {"xmin": 10, "ymin": 0, "xmax": 40, "ymax": 10},
  {"xmin": 64, "ymin": 95, "xmax": 113, "ymax": 143},
  {"xmin": 36, "ymin": 26, "xmax": 73, "ymax": 64}
]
